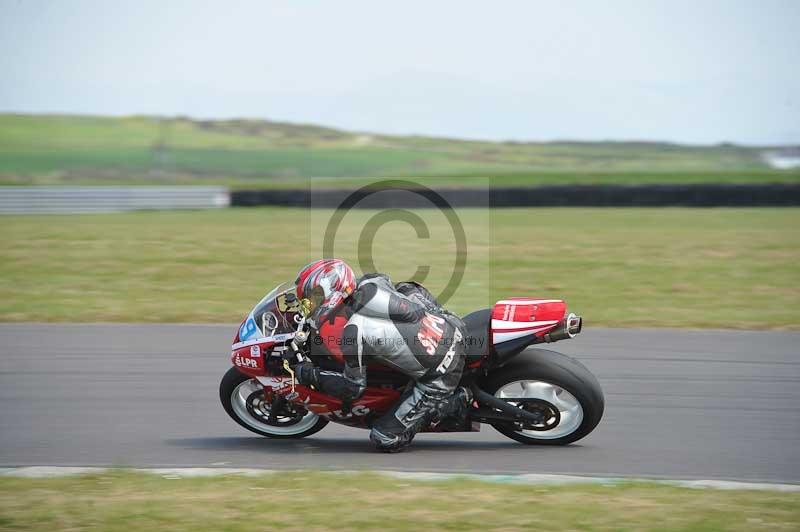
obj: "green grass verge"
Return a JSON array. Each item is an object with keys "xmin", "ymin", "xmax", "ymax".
[
  {"xmin": 1, "ymin": 208, "xmax": 797, "ymax": 328},
  {"xmin": 2, "ymin": 113, "xmax": 798, "ymax": 187},
  {"xmin": 0, "ymin": 471, "xmax": 797, "ymax": 531}
]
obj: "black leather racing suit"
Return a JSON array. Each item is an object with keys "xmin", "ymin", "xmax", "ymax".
[{"xmin": 304, "ymin": 274, "xmax": 467, "ymax": 451}]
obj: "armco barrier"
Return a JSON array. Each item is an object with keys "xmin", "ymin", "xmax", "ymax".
[
  {"xmin": 0, "ymin": 187, "xmax": 230, "ymax": 214},
  {"xmin": 231, "ymin": 184, "xmax": 800, "ymax": 208},
  {"xmin": 3, "ymin": 185, "xmax": 797, "ymax": 213}
]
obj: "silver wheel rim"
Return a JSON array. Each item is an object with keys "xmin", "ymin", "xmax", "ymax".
[
  {"xmin": 230, "ymin": 379, "xmax": 320, "ymax": 436},
  {"xmin": 495, "ymin": 380, "xmax": 584, "ymax": 440}
]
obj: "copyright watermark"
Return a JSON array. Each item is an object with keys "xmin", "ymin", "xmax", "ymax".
[
  {"xmin": 312, "ymin": 333, "xmax": 486, "ymax": 350},
  {"xmin": 308, "ymin": 178, "xmax": 489, "ymax": 311}
]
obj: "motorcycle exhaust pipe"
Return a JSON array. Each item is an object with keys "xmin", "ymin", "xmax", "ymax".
[{"xmin": 543, "ymin": 313, "xmax": 582, "ymax": 343}]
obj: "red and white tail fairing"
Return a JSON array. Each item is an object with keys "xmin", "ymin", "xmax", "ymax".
[{"xmin": 490, "ymin": 298, "xmax": 567, "ymax": 344}]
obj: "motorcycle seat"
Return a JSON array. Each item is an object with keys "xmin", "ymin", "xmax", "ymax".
[{"xmin": 462, "ymin": 308, "xmax": 491, "ymax": 362}]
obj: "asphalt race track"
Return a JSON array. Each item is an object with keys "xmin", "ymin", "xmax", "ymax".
[{"xmin": 1, "ymin": 324, "xmax": 798, "ymax": 483}]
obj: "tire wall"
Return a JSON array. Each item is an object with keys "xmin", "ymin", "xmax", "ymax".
[{"xmin": 231, "ymin": 184, "xmax": 800, "ymax": 208}]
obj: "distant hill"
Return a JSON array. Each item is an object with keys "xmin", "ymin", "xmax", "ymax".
[{"xmin": 0, "ymin": 113, "xmax": 796, "ymax": 187}]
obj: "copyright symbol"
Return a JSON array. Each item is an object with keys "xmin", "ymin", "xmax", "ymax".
[
  {"xmin": 321, "ymin": 180, "xmax": 467, "ymax": 305},
  {"xmin": 312, "ymin": 336, "xmax": 323, "ymax": 346}
]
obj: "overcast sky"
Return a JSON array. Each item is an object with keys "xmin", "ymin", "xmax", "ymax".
[{"xmin": 1, "ymin": 0, "xmax": 798, "ymax": 144}]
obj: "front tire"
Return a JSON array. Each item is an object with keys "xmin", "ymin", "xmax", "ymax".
[
  {"xmin": 219, "ymin": 367, "xmax": 328, "ymax": 439},
  {"xmin": 483, "ymin": 348, "xmax": 604, "ymax": 445}
]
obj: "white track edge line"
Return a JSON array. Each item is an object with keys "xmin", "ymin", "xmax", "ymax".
[{"xmin": 0, "ymin": 467, "xmax": 798, "ymax": 491}]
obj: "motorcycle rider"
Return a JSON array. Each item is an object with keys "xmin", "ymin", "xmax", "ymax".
[{"xmin": 291, "ymin": 258, "xmax": 471, "ymax": 452}]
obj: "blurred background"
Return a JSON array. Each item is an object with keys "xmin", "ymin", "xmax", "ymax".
[
  {"xmin": 1, "ymin": 2, "xmax": 799, "ymax": 529},
  {"xmin": 1, "ymin": 0, "xmax": 797, "ymax": 327}
]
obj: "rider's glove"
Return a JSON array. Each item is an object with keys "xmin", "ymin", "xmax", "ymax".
[{"xmin": 294, "ymin": 360, "xmax": 319, "ymax": 388}]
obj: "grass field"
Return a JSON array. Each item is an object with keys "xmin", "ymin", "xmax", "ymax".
[
  {"xmin": 2, "ymin": 113, "xmax": 798, "ymax": 187},
  {"xmin": 0, "ymin": 471, "xmax": 797, "ymax": 531},
  {"xmin": 1, "ymin": 207, "xmax": 797, "ymax": 329}
]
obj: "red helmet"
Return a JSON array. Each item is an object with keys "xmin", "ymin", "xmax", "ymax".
[{"xmin": 295, "ymin": 259, "xmax": 356, "ymax": 327}]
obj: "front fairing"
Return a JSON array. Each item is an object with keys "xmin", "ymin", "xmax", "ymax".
[{"xmin": 231, "ymin": 282, "xmax": 302, "ymax": 376}]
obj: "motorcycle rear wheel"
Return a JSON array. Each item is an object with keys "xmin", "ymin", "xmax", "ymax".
[
  {"xmin": 483, "ymin": 348, "xmax": 604, "ymax": 445},
  {"xmin": 219, "ymin": 367, "xmax": 328, "ymax": 438}
]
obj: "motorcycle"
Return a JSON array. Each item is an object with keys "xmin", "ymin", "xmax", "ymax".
[{"xmin": 220, "ymin": 281, "xmax": 604, "ymax": 445}]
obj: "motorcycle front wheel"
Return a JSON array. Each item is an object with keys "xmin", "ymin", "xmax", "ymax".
[
  {"xmin": 483, "ymin": 348, "xmax": 604, "ymax": 445},
  {"xmin": 219, "ymin": 367, "xmax": 328, "ymax": 438}
]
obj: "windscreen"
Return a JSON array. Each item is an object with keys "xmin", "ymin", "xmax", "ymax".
[{"xmin": 238, "ymin": 282, "xmax": 302, "ymax": 342}]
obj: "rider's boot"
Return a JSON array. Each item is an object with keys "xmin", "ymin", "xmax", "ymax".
[
  {"xmin": 369, "ymin": 387, "xmax": 473, "ymax": 452},
  {"xmin": 441, "ymin": 386, "xmax": 472, "ymax": 418},
  {"xmin": 430, "ymin": 386, "xmax": 473, "ymax": 430}
]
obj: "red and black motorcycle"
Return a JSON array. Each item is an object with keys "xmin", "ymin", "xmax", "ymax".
[{"xmin": 220, "ymin": 282, "xmax": 604, "ymax": 445}]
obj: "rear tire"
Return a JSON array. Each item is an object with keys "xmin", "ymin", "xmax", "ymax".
[
  {"xmin": 219, "ymin": 367, "xmax": 328, "ymax": 439},
  {"xmin": 483, "ymin": 348, "xmax": 604, "ymax": 445}
]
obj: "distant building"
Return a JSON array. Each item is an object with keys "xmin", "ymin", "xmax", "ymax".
[{"xmin": 762, "ymin": 148, "xmax": 800, "ymax": 169}]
